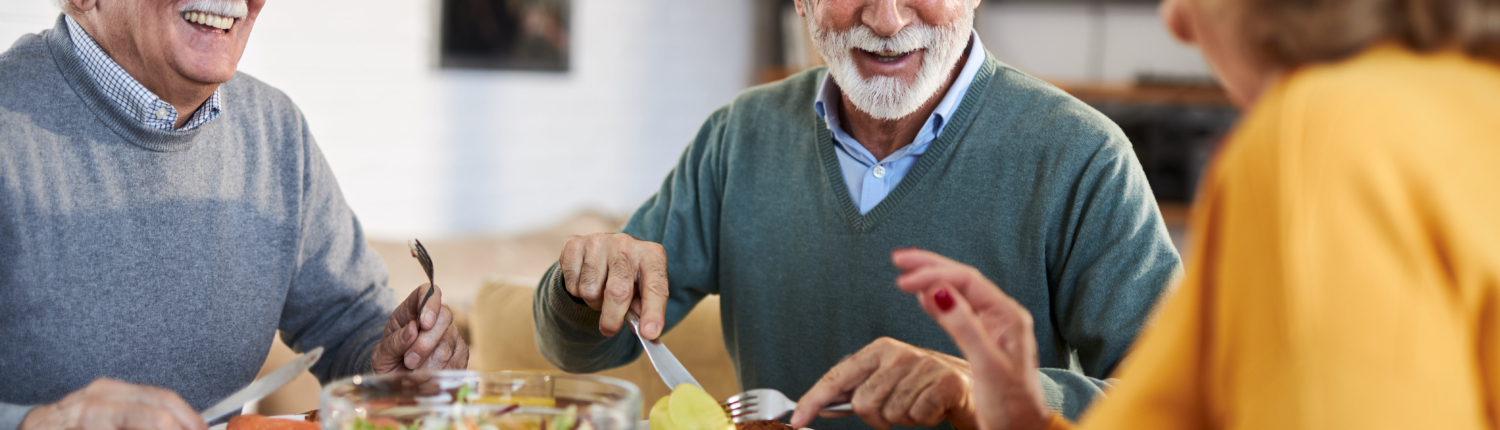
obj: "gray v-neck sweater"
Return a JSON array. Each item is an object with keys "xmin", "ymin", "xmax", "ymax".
[
  {"xmin": 534, "ymin": 57, "xmax": 1181, "ymax": 429},
  {"xmin": 0, "ymin": 16, "xmax": 395, "ymax": 429}
]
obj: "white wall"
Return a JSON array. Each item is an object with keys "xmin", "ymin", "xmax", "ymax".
[
  {"xmin": 977, "ymin": 3, "xmax": 1210, "ymax": 82},
  {"xmin": 1, "ymin": 0, "xmax": 753, "ymax": 239},
  {"xmin": 0, "ymin": 0, "xmax": 54, "ymax": 47},
  {"xmin": 243, "ymin": 0, "xmax": 755, "ymax": 239}
]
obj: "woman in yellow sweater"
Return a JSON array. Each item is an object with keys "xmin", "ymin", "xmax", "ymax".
[{"xmin": 884, "ymin": 0, "xmax": 1500, "ymax": 428}]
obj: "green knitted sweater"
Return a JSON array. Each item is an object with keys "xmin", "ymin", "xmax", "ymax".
[{"xmin": 534, "ymin": 55, "xmax": 1181, "ymax": 429}]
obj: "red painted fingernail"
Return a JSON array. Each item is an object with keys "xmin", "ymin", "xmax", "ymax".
[{"xmin": 934, "ymin": 289, "xmax": 954, "ymax": 312}]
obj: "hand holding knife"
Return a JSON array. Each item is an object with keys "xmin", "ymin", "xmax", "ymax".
[{"xmin": 627, "ymin": 309, "xmax": 702, "ymax": 390}]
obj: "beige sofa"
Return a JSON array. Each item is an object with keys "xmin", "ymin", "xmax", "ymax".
[{"xmin": 469, "ymin": 280, "xmax": 740, "ymax": 410}]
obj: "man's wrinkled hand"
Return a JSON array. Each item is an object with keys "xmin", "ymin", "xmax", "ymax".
[
  {"xmin": 558, "ymin": 232, "xmax": 670, "ymax": 339},
  {"xmin": 20, "ymin": 378, "xmax": 207, "ymax": 430},
  {"xmin": 373, "ymin": 283, "xmax": 469, "ymax": 372},
  {"xmin": 790, "ymin": 337, "xmax": 980, "ymax": 430},
  {"xmin": 892, "ymin": 248, "xmax": 1053, "ymax": 430}
]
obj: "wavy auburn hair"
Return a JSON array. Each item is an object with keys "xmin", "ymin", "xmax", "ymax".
[{"xmin": 1242, "ymin": 0, "xmax": 1500, "ymax": 67}]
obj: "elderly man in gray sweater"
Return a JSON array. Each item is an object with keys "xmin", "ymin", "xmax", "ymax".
[{"xmin": 0, "ymin": 1, "xmax": 468, "ymax": 429}]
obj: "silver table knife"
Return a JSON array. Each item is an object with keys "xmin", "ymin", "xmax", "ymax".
[
  {"xmin": 626, "ymin": 311, "xmax": 702, "ymax": 390},
  {"xmin": 200, "ymin": 346, "xmax": 324, "ymax": 423}
]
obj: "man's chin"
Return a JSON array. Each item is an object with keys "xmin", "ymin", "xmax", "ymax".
[
  {"xmin": 191, "ymin": 70, "xmax": 237, "ymax": 85},
  {"xmin": 175, "ymin": 60, "xmax": 239, "ymax": 85}
]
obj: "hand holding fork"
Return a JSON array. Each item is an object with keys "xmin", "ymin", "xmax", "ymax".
[{"xmin": 370, "ymin": 239, "xmax": 470, "ymax": 372}]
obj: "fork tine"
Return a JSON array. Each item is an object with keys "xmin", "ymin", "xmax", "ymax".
[
  {"xmin": 729, "ymin": 407, "xmax": 759, "ymax": 418},
  {"xmin": 723, "ymin": 396, "xmax": 753, "ymax": 407},
  {"xmin": 727, "ymin": 399, "xmax": 758, "ymax": 409},
  {"xmin": 413, "ymin": 239, "xmax": 434, "ymax": 278},
  {"xmin": 411, "ymin": 239, "xmax": 438, "ymax": 312}
]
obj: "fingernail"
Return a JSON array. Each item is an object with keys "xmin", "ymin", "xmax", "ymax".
[
  {"xmin": 405, "ymin": 352, "xmax": 420, "ymax": 368},
  {"xmin": 423, "ymin": 310, "xmax": 435, "ymax": 326},
  {"xmin": 934, "ymin": 289, "xmax": 955, "ymax": 312},
  {"xmin": 643, "ymin": 322, "xmax": 660, "ymax": 339}
]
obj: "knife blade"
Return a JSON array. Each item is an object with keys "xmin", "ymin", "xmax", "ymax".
[
  {"xmin": 626, "ymin": 311, "xmax": 702, "ymax": 391},
  {"xmin": 200, "ymin": 346, "xmax": 324, "ymax": 423}
]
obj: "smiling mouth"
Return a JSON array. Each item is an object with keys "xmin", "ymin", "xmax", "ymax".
[
  {"xmin": 180, "ymin": 11, "xmax": 237, "ymax": 33},
  {"xmin": 863, "ymin": 49, "xmax": 913, "ymax": 63}
]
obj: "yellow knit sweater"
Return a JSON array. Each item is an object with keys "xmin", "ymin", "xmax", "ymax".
[{"xmin": 1055, "ymin": 45, "xmax": 1500, "ymax": 429}]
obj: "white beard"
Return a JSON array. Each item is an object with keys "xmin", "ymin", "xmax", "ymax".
[{"xmin": 807, "ymin": 12, "xmax": 973, "ymax": 120}]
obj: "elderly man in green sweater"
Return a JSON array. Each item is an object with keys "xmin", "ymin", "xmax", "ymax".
[{"xmin": 533, "ymin": 0, "xmax": 1181, "ymax": 428}]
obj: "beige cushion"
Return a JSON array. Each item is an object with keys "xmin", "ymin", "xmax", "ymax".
[{"xmin": 470, "ymin": 280, "xmax": 739, "ymax": 410}]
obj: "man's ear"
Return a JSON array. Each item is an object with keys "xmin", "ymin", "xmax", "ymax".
[
  {"xmin": 794, "ymin": 0, "xmax": 807, "ymax": 17},
  {"xmin": 69, "ymin": 0, "xmax": 98, "ymax": 12},
  {"xmin": 1160, "ymin": 0, "xmax": 1197, "ymax": 46}
]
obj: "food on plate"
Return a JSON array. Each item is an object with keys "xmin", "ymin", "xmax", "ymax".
[
  {"xmin": 648, "ymin": 384, "xmax": 733, "ymax": 430},
  {"xmin": 647, "ymin": 385, "xmax": 794, "ymax": 430},
  {"xmin": 326, "ymin": 372, "xmax": 635, "ymax": 430},
  {"xmin": 342, "ymin": 405, "xmax": 591, "ymax": 430},
  {"xmin": 227, "ymin": 414, "xmax": 319, "ymax": 430},
  {"xmin": 734, "ymin": 421, "xmax": 795, "ymax": 430}
]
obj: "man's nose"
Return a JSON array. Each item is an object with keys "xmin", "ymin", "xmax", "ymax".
[{"xmin": 862, "ymin": 0, "xmax": 915, "ymax": 37}]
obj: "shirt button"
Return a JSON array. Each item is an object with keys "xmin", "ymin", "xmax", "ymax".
[
  {"xmin": 873, "ymin": 165, "xmax": 887, "ymax": 178},
  {"xmin": 154, "ymin": 108, "xmax": 169, "ymax": 119}
]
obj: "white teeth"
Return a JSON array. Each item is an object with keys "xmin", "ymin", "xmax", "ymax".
[{"xmin": 181, "ymin": 11, "xmax": 234, "ymax": 31}]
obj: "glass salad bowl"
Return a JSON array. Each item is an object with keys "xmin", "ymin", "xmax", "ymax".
[{"xmin": 321, "ymin": 371, "xmax": 640, "ymax": 430}]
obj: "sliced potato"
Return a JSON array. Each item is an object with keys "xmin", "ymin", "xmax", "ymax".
[
  {"xmin": 666, "ymin": 384, "xmax": 733, "ymax": 430},
  {"xmin": 649, "ymin": 394, "xmax": 675, "ymax": 430}
]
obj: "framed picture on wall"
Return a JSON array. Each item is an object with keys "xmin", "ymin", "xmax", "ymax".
[{"xmin": 439, "ymin": 0, "xmax": 570, "ymax": 71}]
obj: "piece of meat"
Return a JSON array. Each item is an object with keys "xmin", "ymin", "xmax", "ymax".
[
  {"xmin": 735, "ymin": 421, "xmax": 795, "ymax": 430},
  {"xmin": 226, "ymin": 414, "xmax": 320, "ymax": 430}
]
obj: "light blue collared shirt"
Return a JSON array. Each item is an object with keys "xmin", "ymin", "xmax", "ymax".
[
  {"xmin": 814, "ymin": 30, "xmax": 986, "ymax": 214},
  {"xmin": 65, "ymin": 15, "xmax": 221, "ymax": 132}
]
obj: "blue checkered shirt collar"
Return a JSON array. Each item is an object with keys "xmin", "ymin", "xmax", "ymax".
[{"xmin": 65, "ymin": 15, "xmax": 222, "ymax": 132}]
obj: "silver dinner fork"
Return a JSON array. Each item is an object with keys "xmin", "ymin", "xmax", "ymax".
[
  {"xmin": 409, "ymin": 239, "xmax": 436, "ymax": 313},
  {"xmin": 721, "ymin": 388, "xmax": 852, "ymax": 424}
]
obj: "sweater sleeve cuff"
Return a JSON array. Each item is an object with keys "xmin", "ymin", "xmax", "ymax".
[
  {"xmin": 0, "ymin": 403, "xmax": 37, "ymax": 430},
  {"xmin": 534, "ymin": 263, "xmax": 645, "ymax": 373},
  {"xmin": 1037, "ymin": 368, "xmax": 1108, "ymax": 420},
  {"xmin": 1039, "ymin": 370, "xmax": 1066, "ymax": 413},
  {"xmin": 541, "ymin": 267, "xmax": 602, "ymax": 329}
]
